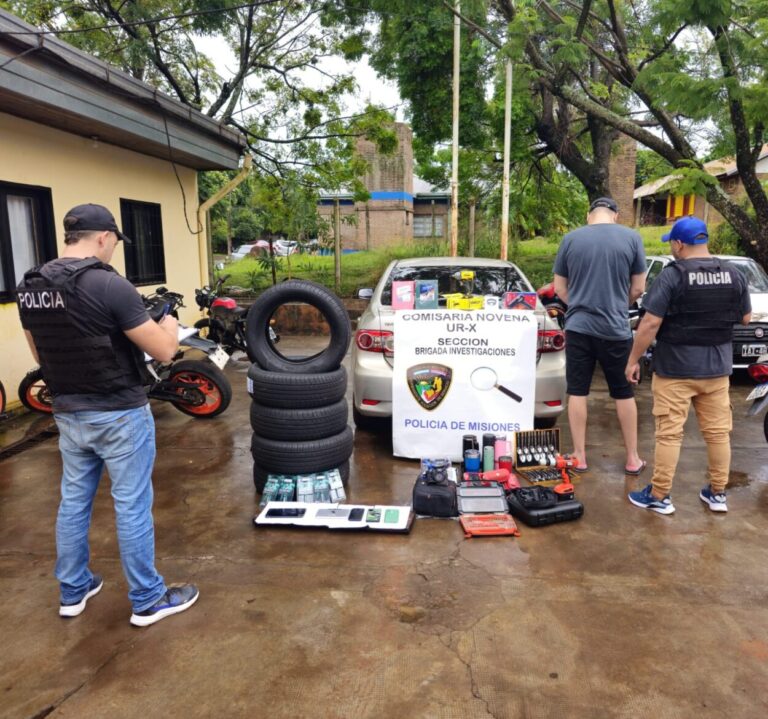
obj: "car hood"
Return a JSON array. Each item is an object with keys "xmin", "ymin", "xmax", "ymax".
[{"xmin": 749, "ymin": 293, "xmax": 768, "ymax": 321}]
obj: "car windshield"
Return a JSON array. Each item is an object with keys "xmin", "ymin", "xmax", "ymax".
[
  {"xmin": 380, "ymin": 265, "xmax": 530, "ymax": 306},
  {"xmin": 727, "ymin": 259, "xmax": 768, "ymax": 292}
]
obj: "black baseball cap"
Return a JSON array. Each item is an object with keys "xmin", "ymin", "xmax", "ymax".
[
  {"xmin": 588, "ymin": 197, "xmax": 618, "ymax": 213},
  {"xmin": 63, "ymin": 204, "xmax": 132, "ymax": 243}
]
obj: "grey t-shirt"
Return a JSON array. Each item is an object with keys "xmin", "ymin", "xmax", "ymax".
[
  {"xmin": 553, "ymin": 223, "xmax": 646, "ymax": 340},
  {"xmin": 643, "ymin": 259, "xmax": 751, "ymax": 378},
  {"xmin": 41, "ymin": 259, "xmax": 150, "ymax": 412}
]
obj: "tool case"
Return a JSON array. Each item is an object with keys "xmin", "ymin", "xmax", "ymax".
[
  {"xmin": 457, "ymin": 485, "xmax": 508, "ymax": 514},
  {"xmin": 506, "ymin": 487, "xmax": 583, "ymax": 527},
  {"xmin": 513, "ymin": 428, "xmax": 571, "ymax": 483},
  {"xmin": 460, "ymin": 514, "xmax": 520, "ymax": 538}
]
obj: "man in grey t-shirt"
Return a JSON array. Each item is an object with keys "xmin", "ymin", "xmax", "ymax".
[{"xmin": 553, "ymin": 197, "xmax": 647, "ymax": 474}]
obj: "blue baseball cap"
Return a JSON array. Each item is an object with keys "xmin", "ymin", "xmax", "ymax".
[{"xmin": 662, "ymin": 216, "xmax": 708, "ymax": 244}]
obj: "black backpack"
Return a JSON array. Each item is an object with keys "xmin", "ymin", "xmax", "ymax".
[{"xmin": 412, "ymin": 469, "xmax": 458, "ymax": 518}]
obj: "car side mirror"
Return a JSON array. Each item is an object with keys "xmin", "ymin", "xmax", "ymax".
[{"xmin": 358, "ymin": 288, "xmax": 373, "ymax": 300}]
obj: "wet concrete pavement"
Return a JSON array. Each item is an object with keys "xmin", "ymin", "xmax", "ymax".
[{"xmin": 1, "ymin": 344, "xmax": 768, "ymax": 719}]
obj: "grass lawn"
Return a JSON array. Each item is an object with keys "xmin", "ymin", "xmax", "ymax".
[{"xmin": 221, "ymin": 226, "xmax": 672, "ymax": 297}]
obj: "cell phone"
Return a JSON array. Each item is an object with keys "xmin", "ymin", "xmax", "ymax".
[
  {"xmin": 365, "ymin": 509, "xmax": 381, "ymax": 523},
  {"xmin": 383, "ymin": 509, "xmax": 399, "ymax": 524},
  {"xmin": 348, "ymin": 507, "xmax": 365, "ymax": 522},
  {"xmin": 315, "ymin": 508, "xmax": 350, "ymax": 519},
  {"xmin": 265, "ymin": 507, "xmax": 306, "ymax": 518}
]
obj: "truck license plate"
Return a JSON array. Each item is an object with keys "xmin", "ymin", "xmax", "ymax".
[
  {"xmin": 746, "ymin": 384, "xmax": 768, "ymax": 402},
  {"xmin": 741, "ymin": 344, "xmax": 767, "ymax": 357},
  {"xmin": 208, "ymin": 345, "xmax": 229, "ymax": 370}
]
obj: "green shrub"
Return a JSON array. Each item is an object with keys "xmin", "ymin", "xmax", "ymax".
[{"xmin": 219, "ymin": 226, "xmax": 680, "ymax": 297}]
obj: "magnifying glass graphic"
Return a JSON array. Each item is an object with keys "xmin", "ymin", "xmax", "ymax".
[{"xmin": 470, "ymin": 366, "xmax": 522, "ymax": 402}]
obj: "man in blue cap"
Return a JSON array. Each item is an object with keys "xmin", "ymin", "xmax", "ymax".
[{"xmin": 625, "ymin": 216, "xmax": 751, "ymax": 514}]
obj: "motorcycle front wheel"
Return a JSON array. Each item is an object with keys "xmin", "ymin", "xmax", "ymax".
[
  {"xmin": 167, "ymin": 360, "xmax": 232, "ymax": 418},
  {"xmin": 19, "ymin": 368, "xmax": 53, "ymax": 414}
]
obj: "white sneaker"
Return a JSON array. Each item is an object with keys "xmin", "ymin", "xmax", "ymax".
[
  {"xmin": 60, "ymin": 576, "xmax": 104, "ymax": 617},
  {"xmin": 700, "ymin": 486, "xmax": 727, "ymax": 512}
]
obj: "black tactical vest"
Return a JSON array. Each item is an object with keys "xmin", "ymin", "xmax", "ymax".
[
  {"xmin": 17, "ymin": 258, "xmax": 145, "ymax": 395},
  {"xmin": 656, "ymin": 257, "xmax": 743, "ymax": 346}
]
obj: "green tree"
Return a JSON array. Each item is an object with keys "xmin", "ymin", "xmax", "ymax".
[
  {"xmin": 334, "ymin": 0, "xmax": 630, "ymax": 204},
  {"xmin": 635, "ymin": 149, "xmax": 674, "ymax": 188},
  {"xmin": 338, "ymin": 1, "xmax": 768, "ymax": 261},
  {"xmin": 2, "ymin": 0, "xmax": 398, "ymax": 187},
  {"xmin": 487, "ymin": 0, "xmax": 768, "ymax": 263}
]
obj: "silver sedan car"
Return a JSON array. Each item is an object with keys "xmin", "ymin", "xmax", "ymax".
[{"xmin": 351, "ymin": 257, "xmax": 566, "ymax": 430}]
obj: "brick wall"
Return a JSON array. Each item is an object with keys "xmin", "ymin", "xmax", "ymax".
[
  {"xmin": 357, "ymin": 124, "xmax": 413, "ymax": 194},
  {"xmin": 608, "ymin": 134, "xmax": 637, "ymax": 226}
]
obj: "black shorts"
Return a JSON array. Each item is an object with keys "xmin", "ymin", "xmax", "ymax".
[{"xmin": 565, "ymin": 330, "xmax": 634, "ymax": 400}]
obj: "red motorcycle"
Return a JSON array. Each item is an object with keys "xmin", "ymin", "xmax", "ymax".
[{"xmin": 194, "ymin": 275, "xmax": 279, "ymax": 357}]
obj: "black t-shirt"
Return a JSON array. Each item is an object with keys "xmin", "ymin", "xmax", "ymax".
[
  {"xmin": 35, "ymin": 258, "xmax": 150, "ymax": 412},
  {"xmin": 643, "ymin": 258, "xmax": 751, "ymax": 378}
]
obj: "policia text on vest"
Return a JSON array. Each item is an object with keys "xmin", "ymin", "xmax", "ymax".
[{"xmin": 17, "ymin": 289, "xmax": 67, "ymax": 310}]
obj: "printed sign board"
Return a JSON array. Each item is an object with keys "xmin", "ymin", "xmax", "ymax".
[{"xmin": 393, "ymin": 310, "xmax": 537, "ymax": 460}]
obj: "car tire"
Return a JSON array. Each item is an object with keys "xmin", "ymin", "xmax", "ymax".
[
  {"xmin": 252, "ymin": 459, "xmax": 350, "ymax": 493},
  {"xmin": 250, "ymin": 426, "xmax": 354, "ymax": 474},
  {"xmin": 250, "ymin": 399, "xmax": 348, "ymax": 441},
  {"xmin": 534, "ymin": 416, "xmax": 557, "ymax": 429},
  {"xmin": 247, "ymin": 365, "xmax": 347, "ymax": 408},
  {"xmin": 245, "ymin": 280, "xmax": 350, "ymax": 372}
]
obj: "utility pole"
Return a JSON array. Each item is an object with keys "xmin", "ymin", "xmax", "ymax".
[
  {"xmin": 334, "ymin": 198, "xmax": 341, "ymax": 293},
  {"xmin": 469, "ymin": 198, "xmax": 476, "ymax": 257},
  {"xmin": 365, "ymin": 203, "xmax": 371, "ymax": 251},
  {"xmin": 500, "ymin": 59, "xmax": 512, "ymax": 261},
  {"xmin": 450, "ymin": 0, "xmax": 460, "ymax": 257}
]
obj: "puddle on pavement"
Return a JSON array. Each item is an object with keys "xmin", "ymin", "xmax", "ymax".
[{"xmin": 728, "ymin": 470, "xmax": 751, "ymax": 487}]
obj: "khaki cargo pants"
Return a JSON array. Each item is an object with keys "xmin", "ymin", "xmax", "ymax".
[{"xmin": 650, "ymin": 375, "xmax": 732, "ymax": 496}]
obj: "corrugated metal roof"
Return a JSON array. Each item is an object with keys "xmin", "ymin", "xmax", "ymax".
[{"xmin": 634, "ymin": 145, "xmax": 768, "ymax": 199}]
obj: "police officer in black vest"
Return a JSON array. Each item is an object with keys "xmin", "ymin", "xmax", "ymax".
[
  {"xmin": 625, "ymin": 217, "xmax": 751, "ymax": 515},
  {"xmin": 17, "ymin": 204, "xmax": 199, "ymax": 626}
]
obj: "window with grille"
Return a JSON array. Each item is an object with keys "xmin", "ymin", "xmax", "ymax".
[
  {"xmin": 413, "ymin": 214, "xmax": 444, "ymax": 238},
  {"xmin": 0, "ymin": 182, "xmax": 56, "ymax": 303},
  {"xmin": 120, "ymin": 199, "xmax": 166, "ymax": 285}
]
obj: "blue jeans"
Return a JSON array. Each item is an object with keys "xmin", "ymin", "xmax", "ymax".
[{"xmin": 54, "ymin": 404, "xmax": 165, "ymax": 612}]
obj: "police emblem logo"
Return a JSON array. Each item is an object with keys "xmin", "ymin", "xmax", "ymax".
[{"xmin": 407, "ymin": 363, "xmax": 452, "ymax": 411}]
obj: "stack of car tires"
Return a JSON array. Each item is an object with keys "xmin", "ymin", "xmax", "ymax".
[{"xmin": 246, "ymin": 280, "xmax": 353, "ymax": 492}]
